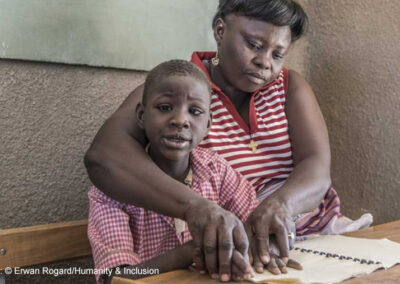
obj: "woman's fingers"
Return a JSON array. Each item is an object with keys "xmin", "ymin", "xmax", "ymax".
[
  {"xmin": 185, "ymin": 200, "xmax": 250, "ymax": 281},
  {"xmin": 275, "ymin": 225, "xmax": 290, "ymax": 263},
  {"xmin": 203, "ymin": 225, "xmax": 218, "ymax": 278},
  {"xmin": 218, "ymin": 225, "xmax": 234, "ymax": 281},
  {"xmin": 253, "ymin": 220, "xmax": 271, "ymax": 264}
]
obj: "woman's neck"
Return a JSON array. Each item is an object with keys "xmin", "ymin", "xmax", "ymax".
[
  {"xmin": 206, "ymin": 61, "xmax": 251, "ymax": 111},
  {"xmin": 148, "ymin": 148, "xmax": 190, "ymax": 183}
]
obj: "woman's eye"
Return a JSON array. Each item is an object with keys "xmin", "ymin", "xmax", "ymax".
[
  {"xmin": 247, "ymin": 40, "xmax": 262, "ymax": 50},
  {"xmin": 157, "ymin": 105, "xmax": 171, "ymax": 112},
  {"xmin": 189, "ymin": 107, "xmax": 204, "ymax": 115}
]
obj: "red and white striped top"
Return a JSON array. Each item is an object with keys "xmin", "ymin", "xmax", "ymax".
[{"xmin": 192, "ymin": 52, "xmax": 293, "ymax": 197}]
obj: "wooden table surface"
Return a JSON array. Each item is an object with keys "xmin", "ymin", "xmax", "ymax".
[{"xmin": 113, "ymin": 220, "xmax": 400, "ymax": 284}]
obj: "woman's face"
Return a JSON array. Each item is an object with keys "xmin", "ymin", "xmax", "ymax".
[{"xmin": 214, "ymin": 14, "xmax": 292, "ymax": 93}]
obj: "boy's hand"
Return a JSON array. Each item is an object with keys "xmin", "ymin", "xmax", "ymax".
[
  {"xmin": 253, "ymin": 254, "xmax": 302, "ymax": 275},
  {"xmin": 230, "ymin": 250, "xmax": 255, "ymax": 282},
  {"xmin": 184, "ymin": 198, "xmax": 249, "ymax": 282}
]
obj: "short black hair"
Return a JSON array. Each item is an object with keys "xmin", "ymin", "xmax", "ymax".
[
  {"xmin": 142, "ymin": 59, "xmax": 211, "ymax": 105},
  {"xmin": 212, "ymin": 0, "xmax": 308, "ymax": 42}
]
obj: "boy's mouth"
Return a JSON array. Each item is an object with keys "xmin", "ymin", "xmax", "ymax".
[{"xmin": 162, "ymin": 134, "xmax": 191, "ymax": 148}]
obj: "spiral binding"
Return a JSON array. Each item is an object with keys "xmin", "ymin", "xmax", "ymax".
[{"xmin": 293, "ymin": 247, "xmax": 382, "ymax": 265}]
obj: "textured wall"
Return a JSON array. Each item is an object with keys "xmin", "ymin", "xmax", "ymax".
[
  {"xmin": 300, "ymin": 0, "xmax": 400, "ymax": 224},
  {"xmin": 0, "ymin": 59, "xmax": 146, "ymax": 283},
  {"xmin": 1, "ymin": 0, "xmax": 400, "ymax": 283},
  {"xmin": 0, "ymin": 59, "xmax": 146, "ymax": 230}
]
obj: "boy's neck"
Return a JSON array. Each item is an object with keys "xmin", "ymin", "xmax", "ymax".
[{"xmin": 148, "ymin": 147, "xmax": 190, "ymax": 184}]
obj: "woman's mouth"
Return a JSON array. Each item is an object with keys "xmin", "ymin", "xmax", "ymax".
[{"xmin": 244, "ymin": 72, "xmax": 266, "ymax": 85}]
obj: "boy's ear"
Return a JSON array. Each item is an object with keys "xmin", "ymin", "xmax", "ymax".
[
  {"xmin": 206, "ymin": 113, "xmax": 212, "ymax": 130},
  {"xmin": 136, "ymin": 103, "xmax": 145, "ymax": 130}
]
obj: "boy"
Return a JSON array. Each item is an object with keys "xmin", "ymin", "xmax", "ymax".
[{"xmin": 88, "ymin": 60, "xmax": 258, "ymax": 283}]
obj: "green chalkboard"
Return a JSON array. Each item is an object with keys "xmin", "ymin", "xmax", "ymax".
[{"xmin": 0, "ymin": 0, "xmax": 217, "ymax": 70}]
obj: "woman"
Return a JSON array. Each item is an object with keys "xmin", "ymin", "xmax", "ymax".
[{"xmin": 85, "ymin": 0, "xmax": 370, "ymax": 281}]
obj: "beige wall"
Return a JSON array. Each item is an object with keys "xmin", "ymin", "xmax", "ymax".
[
  {"xmin": 1, "ymin": 0, "xmax": 399, "ymax": 282},
  {"xmin": 299, "ymin": 0, "xmax": 400, "ymax": 224}
]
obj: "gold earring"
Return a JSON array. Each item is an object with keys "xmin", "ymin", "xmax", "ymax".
[{"xmin": 211, "ymin": 51, "xmax": 219, "ymax": 66}]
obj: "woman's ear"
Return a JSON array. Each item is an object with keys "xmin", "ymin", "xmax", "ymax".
[
  {"xmin": 136, "ymin": 103, "xmax": 145, "ymax": 130},
  {"xmin": 213, "ymin": 18, "xmax": 225, "ymax": 47}
]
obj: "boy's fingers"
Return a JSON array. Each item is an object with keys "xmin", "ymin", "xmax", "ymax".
[
  {"xmin": 266, "ymin": 257, "xmax": 280, "ymax": 275},
  {"xmin": 274, "ymin": 256, "xmax": 288, "ymax": 274},
  {"xmin": 204, "ymin": 226, "xmax": 218, "ymax": 276},
  {"xmin": 218, "ymin": 226, "xmax": 234, "ymax": 282},
  {"xmin": 287, "ymin": 258, "xmax": 303, "ymax": 270},
  {"xmin": 232, "ymin": 250, "xmax": 252, "ymax": 275},
  {"xmin": 231, "ymin": 263, "xmax": 242, "ymax": 281}
]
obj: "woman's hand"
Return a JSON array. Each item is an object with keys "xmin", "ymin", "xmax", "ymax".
[
  {"xmin": 245, "ymin": 196, "xmax": 296, "ymax": 270},
  {"xmin": 184, "ymin": 198, "xmax": 251, "ymax": 282}
]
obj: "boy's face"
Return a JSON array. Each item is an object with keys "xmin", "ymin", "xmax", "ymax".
[{"xmin": 137, "ymin": 75, "xmax": 211, "ymax": 162}]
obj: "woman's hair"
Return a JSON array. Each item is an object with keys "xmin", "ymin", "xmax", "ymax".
[
  {"xmin": 212, "ymin": 0, "xmax": 308, "ymax": 42},
  {"xmin": 142, "ymin": 60, "xmax": 211, "ymax": 104}
]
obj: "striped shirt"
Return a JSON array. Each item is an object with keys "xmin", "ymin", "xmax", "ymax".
[
  {"xmin": 193, "ymin": 52, "xmax": 293, "ymax": 198},
  {"xmin": 191, "ymin": 52, "xmax": 343, "ymax": 235}
]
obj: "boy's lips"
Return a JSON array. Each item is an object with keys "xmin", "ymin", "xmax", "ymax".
[{"xmin": 162, "ymin": 134, "xmax": 191, "ymax": 149}]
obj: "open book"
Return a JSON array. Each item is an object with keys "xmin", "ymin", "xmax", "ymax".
[{"xmin": 250, "ymin": 235, "xmax": 400, "ymax": 284}]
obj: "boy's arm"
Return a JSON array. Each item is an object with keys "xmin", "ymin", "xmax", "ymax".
[
  {"xmin": 105, "ymin": 241, "xmax": 194, "ymax": 283},
  {"xmin": 88, "ymin": 187, "xmax": 141, "ymax": 283}
]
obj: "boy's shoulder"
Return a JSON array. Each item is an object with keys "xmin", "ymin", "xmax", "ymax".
[{"xmin": 191, "ymin": 147, "xmax": 230, "ymax": 171}]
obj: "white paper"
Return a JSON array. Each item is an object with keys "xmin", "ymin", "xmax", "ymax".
[{"xmin": 250, "ymin": 235, "xmax": 400, "ymax": 284}]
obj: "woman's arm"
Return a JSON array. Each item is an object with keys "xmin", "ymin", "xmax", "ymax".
[
  {"xmin": 84, "ymin": 84, "xmax": 247, "ymax": 280},
  {"xmin": 246, "ymin": 69, "xmax": 331, "ymax": 268}
]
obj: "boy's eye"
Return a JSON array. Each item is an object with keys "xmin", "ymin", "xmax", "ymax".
[
  {"xmin": 273, "ymin": 51, "xmax": 285, "ymax": 60},
  {"xmin": 189, "ymin": 107, "xmax": 204, "ymax": 115},
  {"xmin": 157, "ymin": 104, "xmax": 172, "ymax": 112}
]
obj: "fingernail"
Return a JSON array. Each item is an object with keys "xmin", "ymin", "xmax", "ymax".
[
  {"xmin": 272, "ymin": 268, "xmax": 280, "ymax": 275},
  {"xmin": 261, "ymin": 255, "xmax": 269, "ymax": 263},
  {"xmin": 221, "ymin": 274, "xmax": 230, "ymax": 282},
  {"xmin": 282, "ymin": 257, "xmax": 289, "ymax": 264},
  {"xmin": 256, "ymin": 267, "xmax": 263, "ymax": 273},
  {"xmin": 211, "ymin": 273, "xmax": 218, "ymax": 279}
]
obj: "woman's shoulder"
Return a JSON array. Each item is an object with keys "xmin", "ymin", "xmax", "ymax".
[{"xmin": 287, "ymin": 69, "xmax": 311, "ymax": 92}]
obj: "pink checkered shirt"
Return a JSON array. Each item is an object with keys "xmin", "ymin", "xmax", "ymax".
[{"xmin": 88, "ymin": 147, "xmax": 258, "ymax": 283}]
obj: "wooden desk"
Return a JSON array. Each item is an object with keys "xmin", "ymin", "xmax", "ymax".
[{"xmin": 113, "ymin": 220, "xmax": 400, "ymax": 284}]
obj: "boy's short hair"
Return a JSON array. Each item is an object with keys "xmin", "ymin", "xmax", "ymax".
[
  {"xmin": 212, "ymin": 0, "xmax": 308, "ymax": 42},
  {"xmin": 142, "ymin": 59, "xmax": 211, "ymax": 105}
]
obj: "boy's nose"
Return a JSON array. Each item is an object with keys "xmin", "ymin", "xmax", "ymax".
[{"xmin": 170, "ymin": 110, "xmax": 189, "ymax": 129}]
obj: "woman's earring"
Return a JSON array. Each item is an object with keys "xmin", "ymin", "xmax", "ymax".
[{"xmin": 211, "ymin": 51, "xmax": 219, "ymax": 66}]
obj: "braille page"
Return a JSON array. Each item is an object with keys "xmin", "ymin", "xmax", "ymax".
[{"xmin": 250, "ymin": 235, "xmax": 400, "ymax": 284}]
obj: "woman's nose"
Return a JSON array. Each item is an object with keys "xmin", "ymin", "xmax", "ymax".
[{"xmin": 254, "ymin": 51, "xmax": 272, "ymax": 70}]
